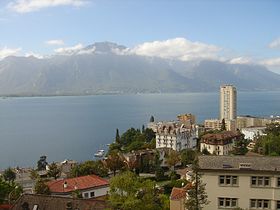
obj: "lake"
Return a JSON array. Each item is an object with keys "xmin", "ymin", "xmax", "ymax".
[{"xmin": 0, "ymin": 91, "xmax": 279, "ymax": 169}]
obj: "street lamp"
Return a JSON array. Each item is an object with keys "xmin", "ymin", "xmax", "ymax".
[{"xmin": 8, "ymin": 186, "xmax": 18, "ymax": 205}]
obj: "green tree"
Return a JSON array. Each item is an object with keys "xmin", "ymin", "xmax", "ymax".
[
  {"xmin": 180, "ymin": 149, "xmax": 196, "ymax": 166},
  {"xmin": 3, "ymin": 167, "xmax": 16, "ymax": 183},
  {"xmin": 109, "ymin": 171, "xmax": 168, "ymax": 210},
  {"xmin": 185, "ymin": 158, "xmax": 209, "ymax": 210},
  {"xmin": 221, "ymin": 119, "xmax": 226, "ymax": 131},
  {"xmin": 150, "ymin": 116, "xmax": 155, "ymax": 122},
  {"xmin": 0, "ymin": 178, "xmax": 23, "ymax": 204},
  {"xmin": 34, "ymin": 179, "xmax": 50, "ymax": 195},
  {"xmin": 104, "ymin": 152, "xmax": 125, "ymax": 176},
  {"xmin": 70, "ymin": 160, "xmax": 108, "ymax": 178},
  {"xmin": 166, "ymin": 150, "xmax": 181, "ymax": 171},
  {"xmin": 29, "ymin": 169, "xmax": 39, "ymax": 180},
  {"xmin": 47, "ymin": 162, "xmax": 61, "ymax": 180},
  {"xmin": 143, "ymin": 128, "xmax": 156, "ymax": 143},
  {"xmin": 115, "ymin": 128, "xmax": 121, "ymax": 144}
]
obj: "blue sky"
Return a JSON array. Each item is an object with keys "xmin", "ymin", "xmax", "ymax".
[{"xmin": 1, "ymin": 0, "xmax": 280, "ymax": 72}]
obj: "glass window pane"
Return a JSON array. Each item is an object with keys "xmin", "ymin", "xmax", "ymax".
[
  {"xmin": 220, "ymin": 176, "xmax": 225, "ymax": 184},
  {"xmin": 226, "ymin": 198, "xmax": 230, "ymax": 206},
  {"xmin": 258, "ymin": 177, "xmax": 263, "ymax": 186},
  {"xmin": 251, "ymin": 177, "xmax": 257, "ymax": 185},
  {"xmin": 264, "ymin": 177, "xmax": 270, "ymax": 186},
  {"xmin": 251, "ymin": 199, "xmax": 256, "ymax": 208},
  {"xmin": 219, "ymin": 198, "xmax": 224, "ymax": 207},
  {"xmin": 263, "ymin": 200, "xmax": 269, "ymax": 208},
  {"xmin": 232, "ymin": 176, "xmax": 237, "ymax": 185},
  {"xmin": 226, "ymin": 176, "xmax": 231, "ymax": 184},
  {"xmin": 231, "ymin": 199, "xmax": 237, "ymax": 207},
  {"xmin": 257, "ymin": 200, "xmax": 262, "ymax": 208}
]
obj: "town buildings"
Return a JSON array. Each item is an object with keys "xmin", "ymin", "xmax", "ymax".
[
  {"xmin": 199, "ymin": 155, "xmax": 280, "ymax": 210},
  {"xmin": 46, "ymin": 175, "xmax": 109, "ymax": 199},
  {"xmin": 200, "ymin": 131, "xmax": 242, "ymax": 155},
  {"xmin": 155, "ymin": 121, "xmax": 198, "ymax": 151},
  {"xmin": 220, "ymin": 84, "xmax": 237, "ymax": 121}
]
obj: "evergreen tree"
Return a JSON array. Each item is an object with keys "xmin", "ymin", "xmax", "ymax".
[
  {"xmin": 47, "ymin": 162, "xmax": 61, "ymax": 180},
  {"xmin": 149, "ymin": 115, "xmax": 155, "ymax": 122},
  {"xmin": 115, "ymin": 128, "xmax": 121, "ymax": 144},
  {"xmin": 221, "ymin": 119, "xmax": 226, "ymax": 131},
  {"xmin": 142, "ymin": 125, "xmax": 145, "ymax": 133},
  {"xmin": 185, "ymin": 157, "xmax": 209, "ymax": 210},
  {"xmin": 34, "ymin": 179, "xmax": 50, "ymax": 195},
  {"xmin": 3, "ymin": 167, "xmax": 16, "ymax": 183}
]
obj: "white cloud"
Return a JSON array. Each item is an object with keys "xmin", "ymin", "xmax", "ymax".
[
  {"xmin": 0, "ymin": 47, "xmax": 21, "ymax": 59},
  {"xmin": 8, "ymin": 0, "xmax": 88, "ymax": 13},
  {"xmin": 122, "ymin": 38, "xmax": 221, "ymax": 61},
  {"xmin": 261, "ymin": 57, "xmax": 280, "ymax": 67},
  {"xmin": 54, "ymin": 43, "xmax": 84, "ymax": 55},
  {"xmin": 46, "ymin": 39, "xmax": 65, "ymax": 46},
  {"xmin": 269, "ymin": 38, "xmax": 280, "ymax": 49},
  {"xmin": 228, "ymin": 57, "xmax": 253, "ymax": 64},
  {"xmin": 25, "ymin": 51, "xmax": 44, "ymax": 59}
]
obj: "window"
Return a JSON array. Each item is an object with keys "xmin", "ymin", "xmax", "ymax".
[
  {"xmin": 250, "ymin": 199, "xmax": 270, "ymax": 209},
  {"xmin": 218, "ymin": 198, "xmax": 237, "ymax": 208},
  {"xmin": 219, "ymin": 175, "xmax": 238, "ymax": 186},
  {"xmin": 277, "ymin": 177, "xmax": 280, "ymax": 187},
  {"xmin": 251, "ymin": 176, "xmax": 270, "ymax": 187},
  {"xmin": 277, "ymin": 201, "xmax": 280, "ymax": 210},
  {"xmin": 84, "ymin": 192, "xmax": 89, "ymax": 198},
  {"xmin": 90, "ymin": 191, "xmax": 95, "ymax": 197},
  {"xmin": 33, "ymin": 205, "xmax": 38, "ymax": 210}
]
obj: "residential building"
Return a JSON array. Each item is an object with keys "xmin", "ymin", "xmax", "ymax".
[
  {"xmin": 200, "ymin": 131, "xmax": 242, "ymax": 155},
  {"xmin": 204, "ymin": 119, "xmax": 222, "ymax": 130},
  {"xmin": 220, "ymin": 84, "xmax": 237, "ymax": 120},
  {"xmin": 241, "ymin": 126, "xmax": 266, "ymax": 140},
  {"xmin": 155, "ymin": 121, "xmax": 198, "ymax": 151},
  {"xmin": 11, "ymin": 194, "xmax": 108, "ymax": 210},
  {"xmin": 47, "ymin": 174, "xmax": 109, "ymax": 199},
  {"xmin": 198, "ymin": 155, "xmax": 280, "ymax": 210},
  {"xmin": 177, "ymin": 113, "xmax": 196, "ymax": 126},
  {"xmin": 170, "ymin": 187, "xmax": 187, "ymax": 210},
  {"xmin": 237, "ymin": 115, "xmax": 272, "ymax": 130}
]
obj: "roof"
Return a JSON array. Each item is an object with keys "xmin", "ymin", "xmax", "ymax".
[
  {"xmin": 0, "ymin": 204, "xmax": 12, "ymax": 210},
  {"xmin": 198, "ymin": 155, "xmax": 280, "ymax": 172},
  {"xmin": 47, "ymin": 174, "xmax": 109, "ymax": 193},
  {"xmin": 11, "ymin": 194, "xmax": 108, "ymax": 210},
  {"xmin": 202, "ymin": 131, "xmax": 241, "ymax": 141},
  {"xmin": 170, "ymin": 187, "xmax": 186, "ymax": 200}
]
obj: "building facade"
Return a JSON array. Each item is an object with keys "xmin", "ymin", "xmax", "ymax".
[
  {"xmin": 155, "ymin": 121, "xmax": 198, "ymax": 151},
  {"xmin": 220, "ymin": 85, "xmax": 237, "ymax": 121},
  {"xmin": 200, "ymin": 131, "xmax": 242, "ymax": 155},
  {"xmin": 199, "ymin": 155, "xmax": 280, "ymax": 210}
]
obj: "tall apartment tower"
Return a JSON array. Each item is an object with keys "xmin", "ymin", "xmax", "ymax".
[{"xmin": 220, "ymin": 85, "xmax": 237, "ymax": 120}]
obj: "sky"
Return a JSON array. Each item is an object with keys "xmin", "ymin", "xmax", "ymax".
[{"xmin": 1, "ymin": 0, "xmax": 280, "ymax": 72}]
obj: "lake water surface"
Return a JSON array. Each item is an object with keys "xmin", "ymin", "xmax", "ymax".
[{"xmin": 0, "ymin": 91, "xmax": 279, "ymax": 169}]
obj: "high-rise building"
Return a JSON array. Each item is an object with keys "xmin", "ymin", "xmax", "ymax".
[{"xmin": 220, "ymin": 85, "xmax": 237, "ymax": 120}]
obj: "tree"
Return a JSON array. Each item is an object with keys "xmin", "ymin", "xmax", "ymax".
[
  {"xmin": 3, "ymin": 167, "xmax": 16, "ymax": 183},
  {"xmin": 104, "ymin": 152, "xmax": 125, "ymax": 176},
  {"xmin": 70, "ymin": 160, "xmax": 108, "ymax": 178},
  {"xmin": 34, "ymin": 179, "xmax": 50, "ymax": 195},
  {"xmin": 29, "ymin": 169, "xmax": 39, "ymax": 180},
  {"xmin": 180, "ymin": 149, "xmax": 196, "ymax": 166},
  {"xmin": 37, "ymin": 156, "xmax": 48, "ymax": 171},
  {"xmin": 221, "ymin": 119, "xmax": 226, "ymax": 131},
  {"xmin": 0, "ymin": 178, "xmax": 22, "ymax": 204},
  {"xmin": 47, "ymin": 162, "xmax": 61, "ymax": 180},
  {"xmin": 185, "ymin": 158, "xmax": 209, "ymax": 210},
  {"xmin": 166, "ymin": 150, "xmax": 181, "ymax": 171},
  {"xmin": 150, "ymin": 116, "xmax": 155, "ymax": 122},
  {"xmin": 109, "ymin": 171, "xmax": 168, "ymax": 210},
  {"xmin": 115, "ymin": 128, "xmax": 121, "ymax": 144}
]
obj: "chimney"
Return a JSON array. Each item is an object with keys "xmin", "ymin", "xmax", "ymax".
[{"xmin": 63, "ymin": 181, "xmax": 68, "ymax": 189}]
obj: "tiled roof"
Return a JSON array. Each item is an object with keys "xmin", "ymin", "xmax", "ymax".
[
  {"xmin": 202, "ymin": 131, "xmax": 240, "ymax": 141},
  {"xmin": 198, "ymin": 155, "xmax": 280, "ymax": 172},
  {"xmin": 47, "ymin": 174, "xmax": 109, "ymax": 193},
  {"xmin": 170, "ymin": 187, "xmax": 186, "ymax": 200},
  {"xmin": 11, "ymin": 194, "xmax": 108, "ymax": 210}
]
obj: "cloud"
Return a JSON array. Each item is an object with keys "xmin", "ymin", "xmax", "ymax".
[
  {"xmin": 261, "ymin": 57, "xmax": 280, "ymax": 67},
  {"xmin": 25, "ymin": 51, "xmax": 44, "ymax": 59},
  {"xmin": 121, "ymin": 38, "xmax": 221, "ymax": 61},
  {"xmin": 228, "ymin": 57, "xmax": 253, "ymax": 64},
  {"xmin": 269, "ymin": 38, "xmax": 280, "ymax": 49},
  {"xmin": 46, "ymin": 39, "xmax": 65, "ymax": 46},
  {"xmin": 0, "ymin": 47, "xmax": 21, "ymax": 59},
  {"xmin": 54, "ymin": 43, "xmax": 84, "ymax": 55},
  {"xmin": 8, "ymin": 0, "xmax": 88, "ymax": 13}
]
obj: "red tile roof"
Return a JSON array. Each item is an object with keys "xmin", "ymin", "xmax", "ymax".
[
  {"xmin": 170, "ymin": 187, "xmax": 186, "ymax": 200},
  {"xmin": 47, "ymin": 174, "xmax": 109, "ymax": 193}
]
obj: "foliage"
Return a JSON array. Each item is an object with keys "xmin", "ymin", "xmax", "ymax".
[
  {"xmin": 30, "ymin": 169, "xmax": 39, "ymax": 180},
  {"xmin": 115, "ymin": 128, "xmax": 121, "ymax": 144},
  {"xmin": 150, "ymin": 116, "xmax": 155, "ymax": 122},
  {"xmin": 163, "ymin": 179, "xmax": 189, "ymax": 195},
  {"xmin": 0, "ymin": 177, "xmax": 23, "ymax": 204},
  {"xmin": 231, "ymin": 137, "xmax": 248, "ymax": 155},
  {"xmin": 34, "ymin": 179, "xmax": 50, "ymax": 195},
  {"xmin": 37, "ymin": 156, "xmax": 48, "ymax": 171},
  {"xmin": 201, "ymin": 148, "xmax": 210, "ymax": 155},
  {"xmin": 72, "ymin": 189, "xmax": 83, "ymax": 198},
  {"xmin": 221, "ymin": 119, "xmax": 226, "ymax": 131},
  {"xmin": 3, "ymin": 167, "xmax": 16, "ymax": 183},
  {"xmin": 155, "ymin": 167, "xmax": 165, "ymax": 181},
  {"xmin": 166, "ymin": 150, "xmax": 181, "ymax": 171},
  {"xmin": 169, "ymin": 171, "xmax": 180, "ymax": 181},
  {"xmin": 104, "ymin": 152, "xmax": 125, "ymax": 176},
  {"xmin": 185, "ymin": 158, "xmax": 209, "ymax": 210},
  {"xmin": 109, "ymin": 171, "xmax": 168, "ymax": 210},
  {"xmin": 180, "ymin": 149, "xmax": 196, "ymax": 166},
  {"xmin": 254, "ymin": 123, "xmax": 280, "ymax": 155},
  {"xmin": 47, "ymin": 162, "xmax": 61, "ymax": 180},
  {"xmin": 70, "ymin": 160, "xmax": 108, "ymax": 178}
]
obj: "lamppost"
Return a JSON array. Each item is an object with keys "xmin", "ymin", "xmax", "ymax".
[{"xmin": 8, "ymin": 186, "xmax": 18, "ymax": 205}]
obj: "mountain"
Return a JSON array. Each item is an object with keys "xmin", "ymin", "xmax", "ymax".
[{"xmin": 0, "ymin": 42, "xmax": 280, "ymax": 96}]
